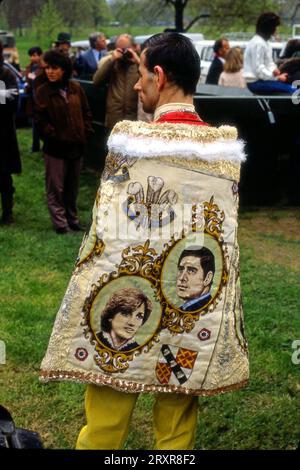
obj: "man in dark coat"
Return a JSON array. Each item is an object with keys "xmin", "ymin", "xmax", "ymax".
[
  {"xmin": 206, "ymin": 38, "xmax": 230, "ymax": 85},
  {"xmin": 0, "ymin": 42, "xmax": 21, "ymax": 224}
]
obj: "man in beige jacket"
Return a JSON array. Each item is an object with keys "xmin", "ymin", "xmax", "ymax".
[{"xmin": 93, "ymin": 33, "xmax": 140, "ymax": 130}]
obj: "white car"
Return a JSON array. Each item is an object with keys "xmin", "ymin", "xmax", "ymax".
[
  {"xmin": 199, "ymin": 40, "xmax": 250, "ymax": 83},
  {"xmin": 292, "ymin": 24, "xmax": 300, "ymax": 38},
  {"xmin": 134, "ymin": 32, "xmax": 204, "ymax": 46},
  {"xmin": 71, "ymin": 39, "xmax": 89, "ymax": 52},
  {"xmin": 270, "ymin": 40, "xmax": 286, "ymax": 62},
  {"xmin": 193, "ymin": 40, "xmax": 215, "ymax": 83}
]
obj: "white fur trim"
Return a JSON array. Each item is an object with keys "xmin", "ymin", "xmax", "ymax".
[{"xmin": 108, "ymin": 133, "xmax": 246, "ymax": 163}]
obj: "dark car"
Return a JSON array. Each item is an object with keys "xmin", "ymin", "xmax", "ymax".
[{"xmin": 3, "ymin": 61, "xmax": 29, "ymax": 126}]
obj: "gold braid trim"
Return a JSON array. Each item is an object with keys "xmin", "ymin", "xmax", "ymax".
[
  {"xmin": 111, "ymin": 120, "xmax": 238, "ymax": 143},
  {"xmin": 109, "ymin": 121, "xmax": 242, "ymax": 181},
  {"xmin": 156, "ymin": 156, "xmax": 241, "ymax": 181},
  {"xmin": 40, "ymin": 369, "xmax": 248, "ymax": 397}
]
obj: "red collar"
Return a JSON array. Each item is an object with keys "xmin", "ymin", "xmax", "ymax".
[{"xmin": 155, "ymin": 111, "xmax": 209, "ymax": 126}]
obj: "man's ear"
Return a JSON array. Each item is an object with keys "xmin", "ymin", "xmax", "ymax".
[
  {"xmin": 203, "ymin": 271, "xmax": 213, "ymax": 287},
  {"xmin": 153, "ymin": 65, "xmax": 166, "ymax": 90}
]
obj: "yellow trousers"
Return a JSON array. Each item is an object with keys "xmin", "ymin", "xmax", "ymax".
[{"xmin": 76, "ymin": 384, "xmax": 198, "ymax": 450}]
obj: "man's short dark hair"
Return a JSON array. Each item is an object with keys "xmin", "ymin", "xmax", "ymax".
[
  {"xmin": 256, "ymin": 12, "xmax": 280, "ymax": 39},
  {"xmin": 142, "ymin": 32, "xmax": 200, "ymax": 95},
  {"xmin": 213, "ymin": 38, "xmax": 227, "ymax": 54},
  {"xmin": 28, "ymin": 46, "xmax": 43, "ymax": 57},
  {"xmin": 43, "ymin": 49, "xmax": 73, "ymax": 81},
  {"xmin": 178, "ymin": 246, "xmax": 215, "ymax": 279}
]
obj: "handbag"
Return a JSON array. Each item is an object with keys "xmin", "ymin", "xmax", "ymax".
[{"xmin": 0, "ymin": 405, "xmax": 43, "ymax": 449}]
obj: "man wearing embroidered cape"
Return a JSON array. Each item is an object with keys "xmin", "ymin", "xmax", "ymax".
[{"xmin": 40, "ymin": 33, "xmax": 249, "ymax": 450}]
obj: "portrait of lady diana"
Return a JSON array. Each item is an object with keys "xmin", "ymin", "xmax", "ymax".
[{"xmin": 96, "ymin": 287, "xmax": 153, "ymax": 351}]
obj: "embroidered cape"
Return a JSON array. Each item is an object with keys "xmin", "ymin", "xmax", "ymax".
[{"xmin": 40, "ymin": 118, "xmax": 249, "ymax": 396}]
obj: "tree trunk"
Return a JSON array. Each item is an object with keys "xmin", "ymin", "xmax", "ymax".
[{"xmin": 175, "ymin": 3, "xmax": 185, "ymax": 32}]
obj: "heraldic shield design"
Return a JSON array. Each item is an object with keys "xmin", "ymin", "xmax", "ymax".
[{"xmin": 156, "ymin": 345, "xmax": 198, "ymax": 385}]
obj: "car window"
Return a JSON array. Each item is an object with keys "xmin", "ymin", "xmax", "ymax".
[
  {"xmin": 272, "ymin": 47, "xmax": 282, "ymax": 61},
  {"xmin": 203, "ymin": 47, "xmax": 214, "ymax": 61}
]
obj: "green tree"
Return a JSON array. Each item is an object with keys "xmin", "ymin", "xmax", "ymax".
[
  {"xmin": 166, "ymin": 0, "xmax": 188, "ymax": 31},
  {"xmin": 53, "ymin": 0, "xmax": 91, "ymax": 31},
  {"xmin": 110, "ymin": 0, "xmax": 171, "ymax": 27},
  {"xmin": 109, "ymin": 0, "xmax": 282, "ymax": 32},
  {"xmin": 1, "ymin": 0, "xmax": 44, "ymax": 33},
  {"xmin": 32, "ymin": 0, "xmax": 65, "ymax": 49},
  {"xmin": 164, "ymin": 0, "xmax": 282, "ymax": 32},
  {"xmin": 39, "ymin": 0, "xmax": 113, "ymax": 32},
  {"xmin": 110, "ymin": 0, "xmax": 142, "ymax": 26},
  {"xmin": 87, "ymin": 0, "xmax": 112, "ymax": 28},
  {"xmin": 0, "ymin": 9, "xmax": 9, "ymax": 30}
]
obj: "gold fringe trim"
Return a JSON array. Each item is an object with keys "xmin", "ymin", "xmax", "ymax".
[
  {"xmin": 40, "ymin": 369, "xmax": 248, "ymax": 397},
  {"xmin": 111, "ymin": 120, "xmax": 238, "ymax": 144}
]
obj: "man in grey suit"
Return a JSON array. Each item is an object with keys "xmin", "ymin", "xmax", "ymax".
[{"xmin": 76, "ymin": 32, "xmax": 107, "ymax": 79}]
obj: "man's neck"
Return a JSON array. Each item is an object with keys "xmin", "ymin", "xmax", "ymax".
[
  {"xmin": 156, "ymin": 86, "xmax": 194, "ymax": 110},
  {"xmin": 154, "ymin": 102, "xmax": 196, "ymax": 121},
  {"xmin": 154, "ymin": 87, "xmax": 195, "ymax": 122}
]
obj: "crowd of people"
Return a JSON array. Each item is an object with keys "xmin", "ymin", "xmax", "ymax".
[
  {"xmin": 1, "ymin": 11, "xmax": 300, "ymax": 230},
  {"xmin": 1, "ymin": 11, "xmax": 299, "ymax": 451},
  {"xmin": 0, "ymin": 30, "xmax": 148, "ymax": 231},
  {"xmin": 0, "ymin": 42, "xmax": 20, "ymax": 225},
  {"xmin": 206, "ymin": 12, "xmax": 300, "ymax": 92}
]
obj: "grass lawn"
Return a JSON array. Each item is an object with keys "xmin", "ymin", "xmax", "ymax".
[{"xmin": 0, "ymin": 128, "xmax": 300, "ymax": 449}]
